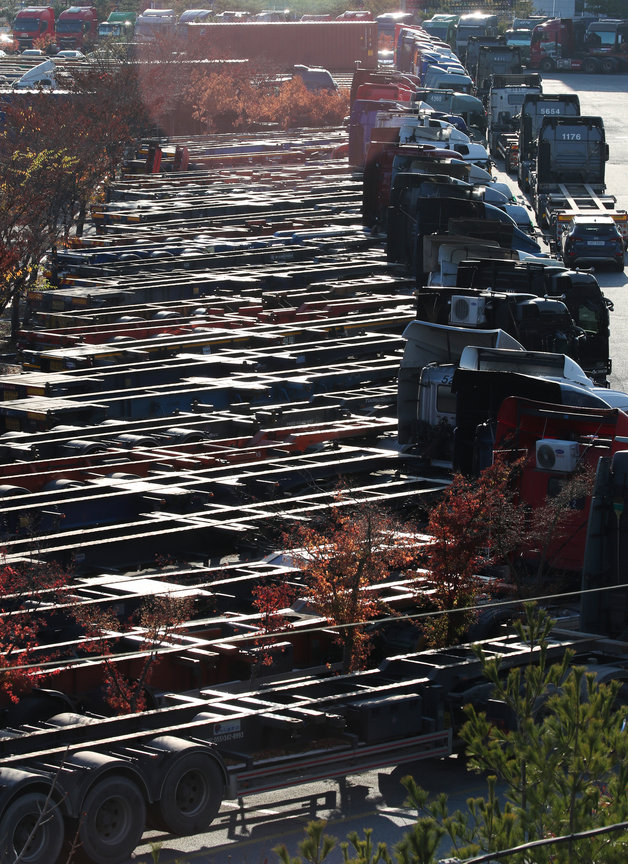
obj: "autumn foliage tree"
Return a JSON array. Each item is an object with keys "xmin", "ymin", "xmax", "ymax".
[
  {"xmin": 251, "ymin": 581, "xmax": 297, "ymax": 671},
  {"xmin": 419, "ymin": 461, "xmax": 517, "ymax": 648},
  {"xmin": 188, "ymin": 67, "xmax": 349, "ymax": 133},
  {"xmin": 0, "ymin": 61, "xmax": 149, "ymax": 335},
  {"xmin": 420, "ymin": 458, "xmax": 595, "ymax": 648},
  {"xmin": 72, "ymin": 593, "xmax": 194, "ymax": 714},
  {"xmin": 0, "ymin": 559, "xmax": 70, "ymax": 704},
  {"xmin": 285, "ymin": 498, "xmax": 420, "ymax": 672}
]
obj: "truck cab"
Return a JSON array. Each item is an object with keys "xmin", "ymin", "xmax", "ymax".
[
  {"xmin": 528, "ymin": 17, "xmax": 627, "ymax": 73},
  {"xmin": 12, "ymin": 6, "xmax": 55, "ymax": 50},
  {"xmin": 134, "ymin": 8, "xmax": 176, "ymax": 42},
  {"xmin": 420, "ymin": 67, "xmax": 473, "ymax": 94},
  {"xmin": 421, "ymin": 15, "xmax": 458, "ymax": 47},
  {"xmin": 584, "ymin": 19, "xmax": 628, "ymax": 73},
  {"xmin": 57, "ymin": 6, "xmax": 97, "ymax": 50},
  {"xmin": 98, "ymin": 11, "xmax": 136, "ymax": 39},
  {"xmin": 518, "ymin": 93, "xmax": 580, "ymax": 191},
  {"xmin": 455, "ymin": 12, "xmax": 498, "ymax": 62},
  {"xmin": 474, "ymin": 45, "xmax": 522, "ymax": 101},
  {"xmin": 487, "ymin": 74, "xmax": 542, "ymax": 154}
]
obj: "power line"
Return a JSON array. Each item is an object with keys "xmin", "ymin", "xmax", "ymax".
[{"xmin": 0, "ymin": 574, "xmax": 622, "ymax": 675}]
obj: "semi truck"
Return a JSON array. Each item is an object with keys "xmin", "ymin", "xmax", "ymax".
[
  {"xmin": 529, "ymin": 17, "xmax": 628, "ymax": 74},
  {"xmin": 97, "ymin": 10, "xmax": 136, "ymax": 39},
  {"xmin": 5, "ymin": 614, "xmax": 628, "ymax": 864},
  {"xmin": 11, "ymin": 5, "xmax": 55, "ymax": 50},
  {"xmin": 387, "ymin": 191, "xmax": 541, "ymax": 280},
  {"xmin": 134, "ymin": 7, "xmax": 176, "ymax": 43},
  {"xmin": 56, "ymin": 5, "xmax": 98, "ymax": 51},
  {"xmin": 397, "ymin": 318, "xmax": 621, "ymax": 474},
  {"xmin": 486, "ymin": 73, "xmax": 542, "ymax": 156},
  {"xmin": 455, "ymin": 257, "xmax": 612, "ymax": 383},
  {"xmin": 517, "ymin": 93, "xmax": 581, "ymax": 191},
  {"xmin": 494, "ymin": 396, "xmax": 628, "ymax": 572},
  {"xmin": 454, "ymin": 12, "xmax": 498, "ymax": 62},
  {"xmin": 473, "ymin": 44, "xmax": 522, "ymax": 102},
  {"xmin": 183, "ymin": 20, "xmax": 378, "ymax": 70},
  {"xmin": 531, "ymin": 115, "xmax": 628, "ymax": 247}
]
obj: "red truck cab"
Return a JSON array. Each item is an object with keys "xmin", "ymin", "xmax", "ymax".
[
  {"xmin": 530, "ymin": 17, "xmax": 628, "ymax": 73},
  {"xmin": 12, "ymin": 5, "xmax": 55, "ymax": 50},
  {"xmin": 56, "ymin": 6, "xmax": 98, "ymax": 50}
]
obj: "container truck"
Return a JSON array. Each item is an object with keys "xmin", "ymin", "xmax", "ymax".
[
  {"xmin": 486, "ymin": 73, "xmax": 542, "ymax": 156},
  {"xmin": 183, "ymin": 20, "xmax": 378, "ymax": 70},
  {"xmin": 473, "ymin": 44, "xmax": 522, "ymax": 101}
]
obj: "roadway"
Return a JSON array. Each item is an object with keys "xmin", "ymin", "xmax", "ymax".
[
  {"xmin": 133, "ymin": 72, "xmax": 628, "ymax": 864},
  {"xmin": 134, "ymin": 754, "xmax": 485, "ymax": 863},
  {"xmin": 520, "ymin": 72, "xmax": 628, "ymax": 394}
]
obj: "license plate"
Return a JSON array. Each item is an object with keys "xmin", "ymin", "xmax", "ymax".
[{"xmin": 586, "ymin": 241, "xmax": 605, "ymax": 246}]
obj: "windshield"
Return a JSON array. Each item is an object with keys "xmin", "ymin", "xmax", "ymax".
[
  {"xmin": 457, "ymin": 26, "xmax": 485, "ymax": 40},
  {"xmin": 57, "ymin": 20, "xmax": 83, "ymax": 33},
  {"xmin": 424, "ymin": 23, "xmax": 449, "ymax": 38},
  {"xmin": 13, "ymin": 17, "xmax": 41, "ymax": 32}
]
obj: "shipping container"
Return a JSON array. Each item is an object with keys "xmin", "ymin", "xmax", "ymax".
[{"xmin": 184, "ymin": 20, "xmax": 378, "ymax": 71}]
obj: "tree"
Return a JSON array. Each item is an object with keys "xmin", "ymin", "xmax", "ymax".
[
  {"xmin": 256, "ymin": 78, "xmax": 350, "ymax": 130},
  {"xmin": 417, "ymin": 459, "xmax": 595, "ymax": 648},
  {"xmin": 585, "ymin": 0, "xmax": 625, "ymax": 17},
  {"xmin": 281, "ymin": 606, "xmax": 628, "ymax": 864},
  {"xmin": 0, "ymin": 559, "xmax": 70, "ymax": 704},
  {"xmin": 251, "ymin": 580, "xmax": 297, "ymax": 672},
  {"xmin": 72, "ymin": 593, "xmax": 194, "ymax": 714},
  {"xmin": 417, "ymin": 460, "xmax": 521, "ymax": 647},
  {"xmin": 0, "ymin": 59, "xmax": 150, "ymax": 336},
  {"xmin": 285, "ymin": 497, "xmax": 420, "ymax": 671},
  {"xmin": 187, "ymin": 66, "xmax": 350, "ymax": 133},
  {"xmin": 461, "ymin": 605, "xmax": 628, "ymax": 864}
]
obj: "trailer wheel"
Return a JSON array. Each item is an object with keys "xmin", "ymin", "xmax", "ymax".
[
  {"xmin": 157, "ymin": 752, "xmax": 224, "ymax": 835},
  {"xmin": 0, "ymin": 791, "xmax": 64, "ymax": 864},
  {"xmin": 78, "ymin": 775, "xmax": 145, "ymax": 864}
]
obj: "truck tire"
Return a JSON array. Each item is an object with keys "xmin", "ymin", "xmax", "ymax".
[
  {"xmin": 157, "ymin": 752, "xmax": 224, "ymax": 835},
  {"xmin": 0, "ymin": 791, "xmax": 64, "ymax": 864},
  {"xmin": 540, "ymin": 57, "xmax": 554, "ymax": 72},
  {"xmin": 583, "ymin": 57, "xmax": 598, "ymax": 73},
  {"xmin": 601, "ymin": 58, "xmax": 616, "ymax": 74},
  {"xmin": 78, "ymin": 775, "xmax": 145, "ymax": 864}
]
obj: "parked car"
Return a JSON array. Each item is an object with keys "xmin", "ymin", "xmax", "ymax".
[
  {"xmin": 292, "ymin": 64, "xmax": 338, "ymax": 91},
  {"xmin": 336, "ymin": 10, "xmax": 373, "ymax": 20},
  {"xmin": 55, "ymin": 49, "xmax": 85, "ymax": 58},
  {"xmin": 561, "ymin": 215, "xmax": 625, "ymax": 272}
]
